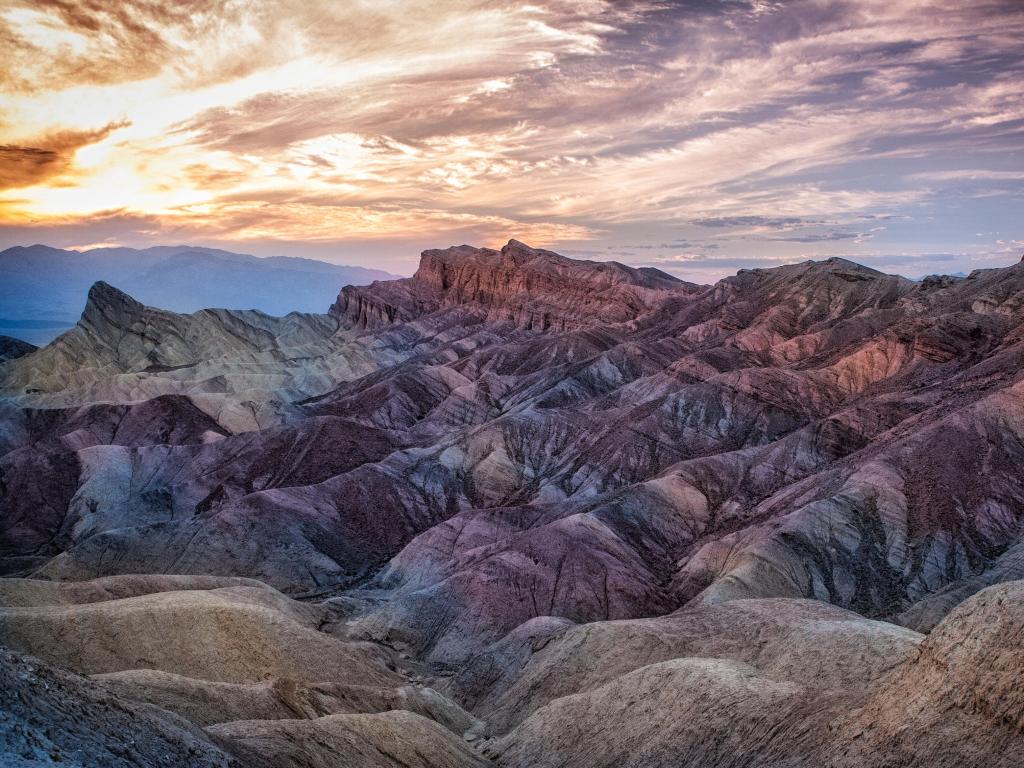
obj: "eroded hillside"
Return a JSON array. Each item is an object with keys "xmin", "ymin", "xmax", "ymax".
[{"xmin": 3, "ymin": 240, "xmax": 1024, "ymax": 766}]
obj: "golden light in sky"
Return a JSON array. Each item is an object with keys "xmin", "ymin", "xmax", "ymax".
[{"xmin": 1, "ymin": 0, "xmax": 1022, "ymax": 277}]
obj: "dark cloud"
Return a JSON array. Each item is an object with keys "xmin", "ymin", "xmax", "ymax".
[
  {"xmin": 763, "ymin": 231, "xmax": 863, "ymax": 242},
  {"xmin": 0, "ymin": 146, "xmax": 60, "ymax": 188},
  {"xmin": 0, "ymin": 122, "xmax": 129, "ymax": 190}
]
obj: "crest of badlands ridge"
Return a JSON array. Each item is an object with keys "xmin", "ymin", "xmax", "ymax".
[{"xmin": 330, "ymin": 239, "xmax": 696, "ymax": 331}]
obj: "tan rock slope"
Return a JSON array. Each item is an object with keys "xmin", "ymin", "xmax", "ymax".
[
  {"xmin": 210, "ymin": 711, "xmax": 487, "ymax": 768},
  {"xmin": 0, "ymin": 575, "xmax": 482, "ymax": 767},
  {"xmin": 492, "ymin": 582, "xmax": 1024, "ymax": 768}
]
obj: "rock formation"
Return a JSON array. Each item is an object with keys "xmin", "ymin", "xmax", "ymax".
[
  {"xmin": 0, "ymin": 243, "xmax": 396, "ymax": 345},
  {"xmin": 0, "ymin": 336, "xmax": 36, "ymax": 363},
  {"xmin": 3, "ymin": 239, "xmax": 1024, "ymax": 765},
  {"xmin": 330, "ymin": 240, "xmax": 694, "ymax": 331}
]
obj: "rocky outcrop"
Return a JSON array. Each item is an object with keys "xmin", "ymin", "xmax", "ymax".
[
  {"xmin": 0, "ymin": 579, "xmax": 397, "ymax": 684},
  {"xmin": 95, "ymin": 670, "xmax": 478, "ymax": 731},
  {"xmin": 0, "ymin": 243, "xmax": 397, "ymax": 345},
  {"xmin": 210, "ymin": 711, "xmax": 487, "ymax": 768},
  {"xmin": 7, "ymin": 247, "xmax": 1024, "ymax": 615},
  {"xmin": 5, "ymin": 241, "xmax": 1024, "ymax": 765},
  {"xmin": 0, "ymin": 575, "xmax": 480, "ymax": 767},
  {"xmin": 0, "ymin": 647, "xmax": 238, "ymax": 767},
  {"xmin": 0, "ymin": 335, "xmax": 36, "ymax": 363},
  {"xmin": 0, "ymin": 281, "xmax": 378, "ymax": 430},
  {"xmin": 470, "ymin": 598, "xmax": 920, "ymax": 735},
  {"xmin": 330, "ymin": 239, "xmax": 692, "ymax": 331},
  {"xmin": 491, "ymin": 583, "xmax": 1024, "ymax": 768}
]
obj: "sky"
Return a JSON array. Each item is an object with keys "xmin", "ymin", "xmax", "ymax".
[{"xmin": 1, "ymin": 0, "xmax": 1022, "ymax": 282}]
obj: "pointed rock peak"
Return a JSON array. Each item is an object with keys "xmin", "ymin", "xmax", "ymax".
[
  {"xmin": 87, "ymin": 281, "xmax": 143, "ymax": 310},
  {"xmin": 503, "ymin": 237, "xmax": 536, "ymax": 256},
  {"xmin": 501, "ymin": 239, "xmax": 543, "ymax": 264},
  {"xmin": 81, "ymin": 282, "xmax": 147, "ymax": 331}
]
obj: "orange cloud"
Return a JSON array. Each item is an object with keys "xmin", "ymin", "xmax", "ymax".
[
  {"xmin": 0, "ymin": 0, "xmax": 232, "ymax": 92},
  {"xmin": 0, "ymin": 1, "xmax": 1021, "ymax": 280},
  {"xmin": 0, "ymin": 120, "xmax": 129, "ymax": 191}
]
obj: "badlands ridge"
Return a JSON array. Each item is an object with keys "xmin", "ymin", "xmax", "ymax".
[{"xmin": 2, "ymin": 240, "xmax": 1024, "ymax": 766}]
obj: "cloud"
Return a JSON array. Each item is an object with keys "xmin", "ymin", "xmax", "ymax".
[
  {"xmin": 761, "ymin": 230, "xmax": 884, "ymax": 243},
  {"xmin": 0, "ymin": 0, "xmax": 1021, "ymax": 278},
  {"xmin": 692, "ymin": 216, "xmax": 824, "ymax": 230},
  {"xmin": 765, "ymin": 232, "xmax": 861, "ymax": 242},
  {"xmin": 1, "ymin": 1, "xmax": 225, "ymax": 92},
  {"xmin": 0, "ymin": 121, "xmax": 129, "ymax": 190}
]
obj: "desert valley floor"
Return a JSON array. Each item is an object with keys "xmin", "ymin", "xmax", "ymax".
[{"xmin": 2, "ymin": 240, "xmax": 1024, "ymax": 767}]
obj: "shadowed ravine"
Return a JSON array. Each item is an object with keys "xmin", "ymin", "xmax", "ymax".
[{"xmin": 2, "ymin": 240, "xmax": 1024, "ymax": 766}]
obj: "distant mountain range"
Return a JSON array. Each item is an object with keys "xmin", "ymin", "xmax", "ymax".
[{"xmin": 0, "ymin": 244, "xmax": 398, "ymax": 344}]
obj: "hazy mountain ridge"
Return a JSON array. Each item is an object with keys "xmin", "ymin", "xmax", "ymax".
[
  {"xmin": 0, "ymin": 244, "xmax": 398, "ymax": 345},
  {"xmin": 0, "ymin": 335, "xmax": 36, "ymax": 363},
  {"xmin": 2, "ymin": 240, "xmax": 1024, "ymax": 766}
]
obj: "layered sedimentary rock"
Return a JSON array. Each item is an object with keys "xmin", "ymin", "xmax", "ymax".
[
  {"xmin": 330, "ymin": 239, "xmax": 694, "ymax": 331},
  {"xmin": 3, "ymin": 240, "xmax": 1024, "ymax": 765},
  {"xmin": 1, "ymin": 281, "xmax": 375, "ymax": 418}
]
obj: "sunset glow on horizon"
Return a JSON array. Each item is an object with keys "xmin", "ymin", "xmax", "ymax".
[{"xmin": 1, "ymin": 0, "xmax": 1022, "ymax": 279}]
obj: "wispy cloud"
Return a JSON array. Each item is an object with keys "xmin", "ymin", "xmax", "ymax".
[{"xmin": 0, "ymin": 0, "xmax": 1021, "ymax": 277}]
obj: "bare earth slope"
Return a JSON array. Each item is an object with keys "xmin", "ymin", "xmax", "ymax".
[{"xmin": 3, "ymin": 240, "xmax": 1024, "ymax": 765}]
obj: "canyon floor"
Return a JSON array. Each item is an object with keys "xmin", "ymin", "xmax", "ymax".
[{"xmin": 2, "ymin": 240, "xmax": 1024, "ymax": 766}]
